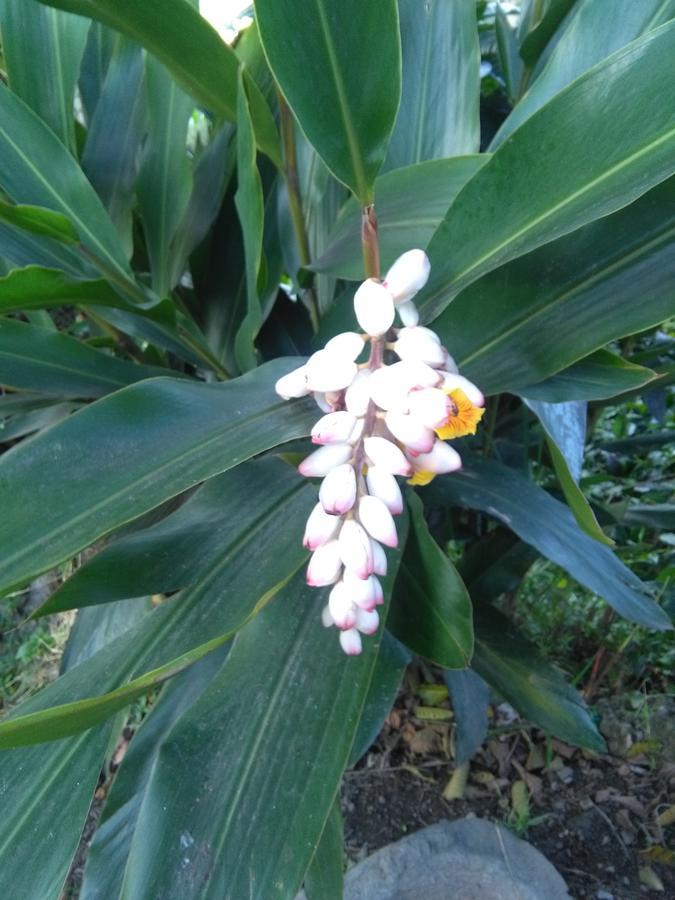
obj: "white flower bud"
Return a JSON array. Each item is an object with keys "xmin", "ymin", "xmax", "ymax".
[
  {"xmin": 275, "ymin": 365, "xmax": 310, "ymax": 399},
  {"xmin": 393, "ymin": 326, "xmax": 446, "ymax": 367},
  {"xmin": 355, "ymin": 607, "xmax": 380, "ymax": 636},
  {"xmin": 303, "ymin": 502, "xmax": 342, "ymax": 550},
  {"xmin": 321, "ymin": 604, "xmax": 335, "ymax": 627},
  {"xmin": 311, "ymin": 411, "xmax": 359, "ymax": 445},
  {"xmin": 305, "ymin": 349, "xmax": 358, "ymax": 392},
  {"xmin": 338, "ymin": 519, "xmax": 374, "ymax": 579},
  {"xmin": 410, "ymin": 440, "xmax": 462, "ymax": 475},
  {"xmin": 342, "ymin": 570, "xmax": 382, "ymax": 610},
  {"xmin": 339, "ymin": 628, "xmax": 362, "ymax": 655},
  {"xmin": 365, "ymin": 466, "xmax": 403, "ymax": 515},
  {"xmin": 396, "ymin": 300, "xmax": 420, "ymax": 327},
  {"xmin": 371, "ymin": 540, "xmax": 388, "ymax": 577},
  {"xmin": 384, "ymin": 410, "xmax": 435, "ymax": 454},
  {"xmin": 324, "ymin": 331, "xmax": 366, "ymax": 361},
  {"xmin": 407, "ymin": 387, "xmax": 453, "ymax": 429},
  {"xmin": 440, "ymin": 372, "xmax": 485, "ymax": 407},
  {"xmin": 306, "ymin": 540, "xmax": 343, "ymax": 586},
  {"xmin": 345, "ymin": 369, "xmax": 372, "ymax": 416},
  {"xmin": 369, "ymin": 361, "xmax": 442, "ymax": 411},
  {"xmin": 298, "ymin": 443, "xmax": 352, "ymax": 477},
  {"xmin": 313, "ymin": 392, "xmax": 333, "ymax": 413},
  {"xmin": 364, "ymin": 436, "xmax": 412, "ymax": 476},
  {"xmin": 353, "ymin": 278, "xmax": 395, "ymax": 337},
  {"xmin": 319, "ymin": 463, "xmax": 357, "ymax": 514},
  {"xmin": 383, "ymin": 249, "xmax": 430, "ymax": 304},
  {"xmin": 358, "ymin": 495, "xmax": 399, "ymax": 548},
  {"xmin": 328, "ymin": 581, "xmax": 358, "ymax": 629}
]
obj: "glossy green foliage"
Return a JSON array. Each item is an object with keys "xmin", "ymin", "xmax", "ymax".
[{"xmin": 255, "ymin": 0, "xmax": 401, "ymax": 200}]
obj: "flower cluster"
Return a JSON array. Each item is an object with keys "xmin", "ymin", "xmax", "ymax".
[{"xmin": 275, "ymin": 250, "xmax": 484, "ymax": 655}]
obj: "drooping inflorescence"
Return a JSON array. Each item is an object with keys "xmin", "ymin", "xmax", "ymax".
[{"xmin": 275, "ymin": 250, "xmax": 485, "ymax": 655}]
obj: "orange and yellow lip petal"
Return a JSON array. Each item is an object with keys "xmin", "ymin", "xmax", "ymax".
[
  {"xmin": 407, "ymin": 470, "xmax": 436, "ymax": 486},
  {"xmin": 435, "ymin": 388, "xmax": 485, "ymax": 440}
]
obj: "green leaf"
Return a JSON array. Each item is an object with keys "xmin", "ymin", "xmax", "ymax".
[
  {"xmin": 312, "ymin": 156, "xmax": 488, "ymax": 280},
  {"xmin": 36, "ymin": 0, "xmax": 282, "ymax": 164},
  {"xmin": 383, "ymin": 0, "xmax": 480, "ymax": 171},
  {"xmin": 255, "ymin": 0, "xmax": 401, "ymax": 201},
  {"xmin": 0, "ymin": 0, "xmax": 89, "ymax": 152},
  {"xmin": 82, "ymin": 37, "xmax": 146, "ymax": 257},
  {"xmin": 443, "ymin": 668, "xmax": 490, "ymax": 764},
  {"xmin": 525, "ymin": 398, "xmax": 613, "ymax": 546},
  {"xmin": 0, "ymin": 200, "xmax": 78, "ymax": 244},
  {"xmin": 472, "ymin": 607, "xmax": 605, "ymax": 752},
  {"xmin": 0, "ymin": 79, "xmax": 133, "ymax": 284},
  {"xmin": 304, "ymin": 800, "xmax": 344, "ymax": 900},
  {"xmin": 518, "ymin": 0, "xmax": 577, "ymax": 67},
  {"xmin": 389, "ymin": 491, "xmax": 473, "ymax": 668},
  {"xmin": 0, "ymin": 360, "xmax": 315, "ymax": 596},
  {"xmin": 522, "ymin": 349, "xmax": 658, "ymax": 402},
  {"xmin": 234, "ymin": 69, "xmax": 265, "ymax": 372},
  {"xmin": 79, "ymin": 21, "xmax": 116, "ymax": 120},
  {"xmin": 418, "ymin": 22, "xmax": 675, "ymax": 321},
  {"xmin": 116, "ymin": 543, "xmax": 405, "ymax": 900},
  {"xmin": 427, "ymin": 455, "xmax": 672, "ymax": 630},
  {"xmin": 60, "ymin": 598, "xmax": 153, "ymax": 674},
  {"xmin": 80, "ymin": 648, "xmax": 229, "ymax": 899},
  {"xmin": 435, "ymin": 177, "xmax": 675, "ymax": 395},
  {"xmin": 137, "ymin": 57, "xmax": 194, "ymax": 297},
  {"xmin": 496, "ymin": 0, "xmax": 675, "ymax": 146},
  {"xmin": 495, "ymin": 1, "xmax": 524, "ymax": 105},
  {"xmin": 0, "ymin": 317, "xmax": 175, "ymax": 398},
  {"xmin": 0, "ymin": 459, "xmax": 314, "ymax": 747}
]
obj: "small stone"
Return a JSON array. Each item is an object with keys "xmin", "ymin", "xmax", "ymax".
[
  {"xmin": 596, "ymin": 891, "xmax": 614, "ymax": 900},
  {"xmin": 557, "ymin": 766, "xmax": 574, "ymax": 785}
]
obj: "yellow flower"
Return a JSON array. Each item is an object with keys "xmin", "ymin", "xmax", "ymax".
[{"xmin": 434, "ymin": 388, "xmax": 485, "ymax": 441}]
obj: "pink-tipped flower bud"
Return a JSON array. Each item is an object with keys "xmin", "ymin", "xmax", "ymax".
[
  {"xmin": 396, "ymin": 300, "xmax": 420, "ymax": 327},
  {"xmin": 369, "ymin": 361, "xmax": 442, "ymax": 411},
  {"xmin": 370, "ymin": 540, "xmax": 388, "ymax": 577},
  {"xmin": 338, "ymin": 519, "xmax": 374, "ymax": 579},
  {"xmin": 306, "ymin": 540, "xmax": 343, "ymax": 586},
  {"xmin": 355, "ymin": 607, "xmax": 380, "ymax": 636},
  {"xmin": 407, "ymin": 387, "xmax": 453, "ymax": 429},
  {"xmin": 343, "ymin": 570, "xmax": 382, "ymax": 611},
  {"xmin": 328, "ymin": 581, "xmax": 358, "ymax": 629},
  {"xmin": 311, "ymin": 411, "xmax": 359, "ymax": 445},
  {"xmin": 358, "ymin": 495, "xmax": 399, "ymax": 548},
  {"xmin": 383, "ymin": 249, "xmax": 430, "ymax": 304},
  {"xmin": 303, "ymin": 502, "xmax": 342, "ymax": 550},
  {"xmin": 305, "ymin": 349, "xmax": 357, "ymax": 392},
  {"xmin": 339, "ymin": 628, "xmax": 363, "ymax": 655},
  {"xmin": 345, "ymin": 370, "xmax": 372, "ymax": 417},
  {"xmin": 353, "ymin": 278, "xmax": 395, "ymax": 337},
  {"xmin": 363, "ymin": 436, "xmax": 412, "ymax": 476},
  {"xmin": 298, "ymin": 443, "xmax": 352, "ymax": 477},
  {"xmin": 319, "ymin": 463, "xmax": 357, "ymax": 515},
  {"xmin": 384, "ymin": 410, "xmax": 436, "ymax": 454},
  {"xmin": 393, "ymin": 326, "xmax": 446, "ymax": 368},
  {"xmin": 275, "ymin": 365, "xmax": 310, "ymax": 399},
  {"xmin": 324, "ymin": 331, "xmax": 366, "ymax": 361},
  {"xmin": 410, "ymin": 440, "xmax": 462, "ymax": 475},
  {"xmin": 365, "ymin": 467, "xmax": 403, "ymax": 515},
  {"xmin": 441, "ymin": 372, "xmax": 485, "ymax": 407}
]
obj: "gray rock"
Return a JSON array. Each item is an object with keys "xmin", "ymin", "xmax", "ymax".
[{"xmin": 342, "ymin": 818, "xmax": 570, "ymax": 900}]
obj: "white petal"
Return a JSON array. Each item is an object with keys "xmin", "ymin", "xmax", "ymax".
[
  {"xmin": 345, "ymin": 369, "xmax": 372, "ymax": 416},
  {"xmin": 358, "ymin": 495, "xmax": 399, "ymax": 548},
  {"xmin": 368, "ymin": 365, "xmax": 408, "ymax": 412},
  {"xmin": 355, "ymin": 607, "xmax": 380, "ymax": 636},
  {"xmin": 353, "ymin": 279, "xmax": 395, "ymax": 337},
  {"xmin": 303, "ymin": 502, "xmax": 342, "ymax": 550},
  {"xmin": 385, "ymin": 410, "xmax": 435, "ymax": 454},
  {"xmin": 313, "ymin": 391, "xmax": 333, "ymax": 413},
  {"xmin": 298, "ymin": 443, "xmax": 352, "ymax": 477},
  {"xmin": 319, "ymin": 463, "xmax": 357, "ymax": 514},
  {"xmin": 407, "ymin": 387, "xmax": 453, "ymax": 429},
  {"xmin": 321, "ymin": 604, "xmax": 335, "ymax": 628},
  {"xmin": 343, "ymin": 570, "xmax": 381, "ymax": 610},
  {"xmin": 371, "ymin": 541, "xmax": 388, "ymax": 577},
  {"xmin": 275, "ymin": 366, "xmax": 310, "ymax": 399},
  {"xmin": 383, "ymin": 249, "xmax": 430, "ymax": 304},
  {"xmin": 364, "ymin": 436, "xmax": 412, "ymax": 476},
  {"xmin": 410, "ymin": 440, "xmax": 462, "ymax": 474},
  {"xmin": 397, "ymin": 300, "xmax": 419, "ymax": 327},
  {"xmin": 339, "ymin": 628, "xmax": 363, "ymax": 655},
  {"xmin": 441, "ymin": 372, "xmax": 485, "ymax": 407},
  {"xmin": 311, "ymin": 411, "xmax": 359, "ymax": 445},
  {"xmin": 305, "ymin": 349, "xmax": 358, "ymax": 392},
  {"xmin": 338, "ymin": 519, "xmax": 374, "ymax": 579},
  {"xmin": 328, "ymin": 581, "xmax": 357, "ymax": 629},
  {"xmin": 324, "ymin": 331, "xmax": 366, "ymax": 361},
  {"xmin": 365, "ymin": 467, "xmax": 403, "ymax": 514},
  {"xmin": 393, "ymin": 327, "xmax": 446, "ymax": 367},
  {"xmin": 306, "ymin": 540, "xmax": 343, "ymax": 586}
]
